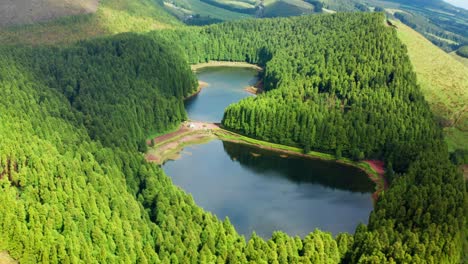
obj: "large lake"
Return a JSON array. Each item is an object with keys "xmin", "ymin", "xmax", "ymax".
[{"xmin": 163, "ymin": 66, "xmax": 374, "ymax": 238}]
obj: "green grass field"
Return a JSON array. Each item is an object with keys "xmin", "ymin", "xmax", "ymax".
[
  {"xmin": 165, "ymin": 0, "xmax": 320, "ymax": 22},
  {"xmin": 211, "ymin": 0, "xmax": 255, "ymax": 9},
  {"xmin": 395, "ymin": 20, "xmax": 468, "ymax": 152},
  {"xmin": 263, "ymin": 0, "xmax": 315, "ymax": 17}
]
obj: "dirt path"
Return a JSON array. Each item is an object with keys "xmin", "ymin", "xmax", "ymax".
[{"xmin": 146, "ymin": 121, "xmax": 220, "ymax": 164}]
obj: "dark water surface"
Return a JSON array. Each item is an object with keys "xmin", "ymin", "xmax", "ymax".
[
  {"xmin": 163, "ymin": 67, "xmax": 374, "ymax": 238},
  {"xmin": 163, "ymin": 141, "xmax": 374, "ymax": 238}
]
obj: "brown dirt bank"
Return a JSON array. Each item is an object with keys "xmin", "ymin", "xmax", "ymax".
[{"xmin": 244, "ymin": 79, "xmax": 264, "ymax": 95}]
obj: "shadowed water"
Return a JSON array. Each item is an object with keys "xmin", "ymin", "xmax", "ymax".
[{"xmin": 163, "ymin": 140, "xmax": 374, "ymax": 238}]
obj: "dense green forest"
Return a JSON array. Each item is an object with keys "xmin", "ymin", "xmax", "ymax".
[{"xmin": 0, "ymin": 12, "xmax": 466, "ymax": 263}]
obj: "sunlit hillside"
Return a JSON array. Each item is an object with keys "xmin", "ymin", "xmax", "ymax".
[
  {"xmin": 0, "ymin": 0, "xmax": 98, "ymax": 26},
  {"xmin": 395, "ymin": 20, "xmax": 468, "ymax": 152},
  {"xmin": 0, "ymin": 0, "xmax": 180, "ymax": 45}
]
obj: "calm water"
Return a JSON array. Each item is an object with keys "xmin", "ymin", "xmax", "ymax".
[
  {"xmin": 185, "ymin": 67, "xmax": 257, "ymax": 122},
  {"xmin": 163, "ymin": 67, "xmax": 374, "ymax": 238},
  {"xmin": 163, "ymin": 141, "xmax": 374, "ymax": 238}
]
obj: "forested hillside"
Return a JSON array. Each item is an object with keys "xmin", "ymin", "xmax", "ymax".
[
  {"xmin": 157, "ymin": 14, "xmax": 440, "ymax": 167},
  {"xmin": 155, "ymin": 12, "xmax": 467, "ymax": 262},
  {"xmin": 0, "ymin": 11, "xmax": 466, "ymax": 264}
]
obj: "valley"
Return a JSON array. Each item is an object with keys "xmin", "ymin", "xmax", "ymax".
[{"xmin": 0, "ymin": 1, "xmax": 466, "ymax": 263}]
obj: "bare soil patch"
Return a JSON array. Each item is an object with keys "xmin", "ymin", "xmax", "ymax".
[
  {"xmin": 244, "ymin": 79, "xmax": 264, "ymax": 95},
  {"xmin": 146, "ymin": 121, "xmax": 220, "ymax": 164},
  {"xmin": 0, "ymin": 251, "xmax": 17, "ymax": 264},
  {"xmin": 147, "ymin": 125, "xmax": 188, "ymax": 146},
  {"xmin": 185, "ymin": 81, "xmax": 208, "ymax": 100}
]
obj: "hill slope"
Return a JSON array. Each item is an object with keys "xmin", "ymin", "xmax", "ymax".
[
  {"xmin": 395, "ymin": 20, "xmax": 468, "ymax": 152},
  {"xmin": 0, "ymin": 11, "xmax": 466, "ymax": 263},
  {"xmin": 0, "ymin": 0, "xmax": 180, "ymax": 45},
  {"xmin": 0, "ymin": 0, "xmax": 98, "ymax": 26}
]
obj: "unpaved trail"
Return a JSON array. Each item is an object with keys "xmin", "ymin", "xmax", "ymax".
[{"xmin": 146, "ymin": 121, "xmax": 220, "ymax": 164}]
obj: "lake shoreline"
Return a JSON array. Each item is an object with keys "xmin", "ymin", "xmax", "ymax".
[
  {"xmin": 146, "ymin": 121, "xmax": 387, "ymax": 201},
  {"xmin": 184, "ymin": 81, "xmax": 208, "ymax": 101},
  {"xmin": 191, "ymin": 61, "xmax": 263, "ymax": 72},
  {"xmin": 191, "ymin": 61, "xmax": 264, "ymax": 95},
  {"xmin": 244, "ymin": 79, "xmax": 264, "ymax": 95}
]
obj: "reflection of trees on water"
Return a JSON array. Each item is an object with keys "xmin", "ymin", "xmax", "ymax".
[{"xmin": 222, "ymin": 141, "xmax": 374, "ymax": 193}]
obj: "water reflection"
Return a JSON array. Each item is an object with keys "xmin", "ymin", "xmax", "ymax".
[
  {"xmin": 163, "ymin": 140, "xmax": 374, "ymax": 238},
  {"xmin": 222, "ymin": 141, "xmax": 374, "ymax": 193}
]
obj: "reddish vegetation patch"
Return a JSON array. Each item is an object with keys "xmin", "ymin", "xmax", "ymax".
[
  {"xmin": 365, "ymin": 160, "xmax": 385, "ymax": 175},
  {"xmin": 364, "ymin": 160, "xmax": 388, "ymax": 202},
  {"xmin": 0, "ymin": 158, "xmax": 20, "ymax": 187},
  {"xmin": 146, "ymin": 154, "xmax": 159, "ymax": 162}
]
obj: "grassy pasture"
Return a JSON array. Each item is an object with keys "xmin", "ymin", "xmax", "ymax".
[
  {"xmin": 166, "ymin": 0, "xmax": 252, "ymax": 21},
  {"xmin": 395, "ymin": 20, "xmax": 468, "ymax": 152}
]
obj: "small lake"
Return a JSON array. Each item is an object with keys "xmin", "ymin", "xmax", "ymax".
[
  {"xmin": 185, "ymin": 67, "xmax": 257, "ymax": 122},
  {"xmin": 163, "ymin": 66, "xmax": 374, "ymax": 238}
]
